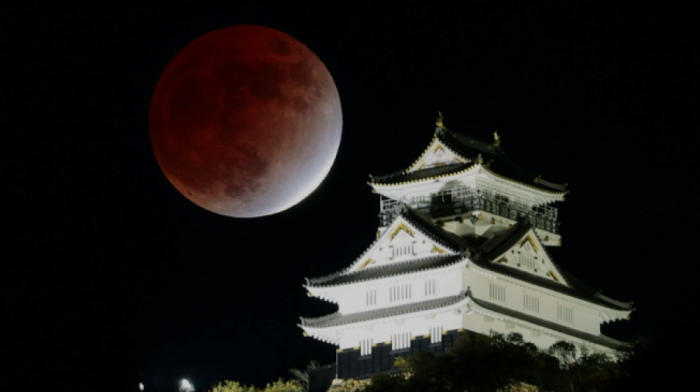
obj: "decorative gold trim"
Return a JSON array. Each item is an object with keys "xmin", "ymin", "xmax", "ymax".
[
  {"xmin": 548, "ymin": 270, "xmax": 560, "ymax": 283},
  {"xmin": 519, "ymin": 235, "xmax": 539, "ymax": 252},
  {"xmin": 496, "ymin": 257, "xmax": 507, "ymax": 263},
  {"xmin": 423, "ymin": 334, "xmax": 430, "ymax": 338},
  {"xmin": 385, "ymin": 341, "xmax": 392, "ymax": 345},
  {"xmin": 353, "ymin": 347, "xmax": 360, "ymax": 351},
  {"xmin": 372, "ymin": 344, "xmax": 378, "ymax": 347},
  {"xmin": 358, "ymin": 258, "xmax": 375, "ymax": 269},
  {"xmin": 303, "ymin": 332, "xmax": 309, "ymax": 337},
  {"xmin": 431, "ymin": 245, "xmax": 447, "ymax": 254},
  {"xmin": 389, "ymin": 222, "xmax": 415, "ymax": 240},
  {"xmin": 337, "ymin": 348, "xmax": 343, "ymax": 352},
  {"xmin": 307, "ymin": 292, "xmax": 313, "ymax": 297}
]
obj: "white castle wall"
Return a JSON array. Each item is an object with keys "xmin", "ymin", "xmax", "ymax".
[{"xmin": 334, "ymin": 264, "xmax": 465, "ymax": 315}]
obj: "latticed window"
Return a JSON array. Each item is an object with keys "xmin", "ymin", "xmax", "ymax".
[
  {"xmin": 390, "ymin": 283, "xmax": 412, "ymax": 302},
  {"xmin": 425, "ymin": 279, "xmax": 436, "ymax": 296},
  {"xmin": 557, "ymin": 304, "xmax": 574, "ymax": 323},
  {"xmin": 391, "ymin": 332, "xmax": 411, "ymax": 350},
  {"xmin": 429, "ymin": 326, "xmax": 443, "ymax": 344},
  {"xmin": 392, "ymin": 243, "xmax": 414, "ymax": 258},
  {"xmin": 366, "ymin": 290, "xmax": 377, "ymax": 306},
  {"xmin": 524, "ymin": 293, "xmax": 539, "ymax": 313},
  {"xmin": 360, "ymin": 339, "xmax": 373, "ymax": 356},
  {"xmin": 519, "ymin": 254, "xmax": 537, "ymax": 270},
  {"xmin": 489, "ymin": 282, "xmax": 506, "ymax": 302}
]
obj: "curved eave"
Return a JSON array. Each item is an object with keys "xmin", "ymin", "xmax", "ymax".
[
  {"xmin": 368, "ymin": 163, "xmax": 479, "ymax": 189},
  {"xmin": 304, "ymin": 255, "xmax": 468, "ymax": 290},
  {"xmin": 467, "ymin": 295, "xmax": 633, "ymax": 351},
  {"xmin": 300, "ymin": 293, "xmax": 470, "ymax": 329},
  {"xmin": 368, "ymin": 164, "xmax": 567, "ymax": 200},
  {"xmin": 594, "ymin": 292, "xmax": 634, "ymax": 310},
  {"xmin": 480, "ymin": 166, "xmax": 569, "ymax": 197},
  {"xmin": 468, "ymin": 262, "xmax": 632, "ymax": 313}
]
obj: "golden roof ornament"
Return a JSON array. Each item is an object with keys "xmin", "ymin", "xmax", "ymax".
[
  {"xmin": 436, "ymin": 111, "xmax": 446, "ymax": 130},
  {"xmin": 477, "ymin": 154, "xmax": 483, "ymax": 164},
  {"xmin": 493, "ymin": 130, "xmax": 501, "ymax": 147}
]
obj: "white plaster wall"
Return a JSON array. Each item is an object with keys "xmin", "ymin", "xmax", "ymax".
[
  {"xmin": 464, "ymin": 268, "xmax": 601, "ymax": 335},
  {"xmin": 339, "ymin": 309, "xmax": 464, "ymax": 350},
  {"xmin": 335, "ymin": 266, "xmax": 465, "ymax": 315}
]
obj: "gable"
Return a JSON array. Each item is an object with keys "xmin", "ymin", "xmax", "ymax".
[
  {"xmin": 406, "ymin": 138, "xmax": 470, "ymax": 173},
  {"xmin": 493, "ymin": 229, "xmax": 568, "ymax": 285},
  {"xmin": 349, "ymin": 217, "xmax": 458, "ymax": 272}
]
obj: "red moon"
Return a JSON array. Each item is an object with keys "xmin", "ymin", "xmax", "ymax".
[{"xmin": 149, "ymin": 25, "xmax": 342, "ymax": 217}]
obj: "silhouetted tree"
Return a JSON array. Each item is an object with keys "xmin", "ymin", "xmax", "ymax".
[
  {"xmin": 288, "ymin": 360, "xmax": 321, "ymax": 391},
  {"xmin": 364, "ymin": 332, "xmax": 623, "ymax": 392}
]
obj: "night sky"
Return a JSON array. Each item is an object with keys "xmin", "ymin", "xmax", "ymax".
[{"xmin": 6, "ymin": 2, "xmax": 698, "ymax": 392}]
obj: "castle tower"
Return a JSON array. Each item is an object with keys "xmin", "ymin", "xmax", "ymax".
[{"xmin": 300, "ymin": 115, "xmax": 633, "ymax": 384}]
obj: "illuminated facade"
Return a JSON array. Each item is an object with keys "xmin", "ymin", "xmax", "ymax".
[{"xmin": 300, "ymin": 115, "xmax": 633, "ymax": 384}]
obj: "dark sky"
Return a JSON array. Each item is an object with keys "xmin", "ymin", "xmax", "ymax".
[{"xmin": 6, "ymin": 2, "xmax": 698, "ymax": 392}]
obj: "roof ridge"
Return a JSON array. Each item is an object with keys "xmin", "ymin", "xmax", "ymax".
[
  {"xmin": 467, "ymin": 293, "xmax": 634, "ymax": 350},
  {"xmin": 300, "ymin": 292, "xmax": 468, "ymax": 328},
  {"xmin": 307, "ymin": 254, "xmax": 465, "ymax": 288}
]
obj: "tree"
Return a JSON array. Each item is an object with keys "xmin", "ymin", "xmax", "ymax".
[
  {"xmin": 364, "ymin": 332, "xmax": 625, "ymax": 392},
  {"xmin": 207, "ymin": 378, "xmax": 304, "ymax": 392},
  {"xmin": 288, "ymin": 360, "xmax": 321, "ymax": 391}
]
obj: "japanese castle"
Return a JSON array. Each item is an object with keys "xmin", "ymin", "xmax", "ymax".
[{"xmin": 300, "ymin": 114, "xmax": 633, "ymax": 387}]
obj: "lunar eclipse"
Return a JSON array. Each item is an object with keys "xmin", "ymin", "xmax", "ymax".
[{"xmin": 149, "ymin": 25, "xmax": 342, "ymax": 217}]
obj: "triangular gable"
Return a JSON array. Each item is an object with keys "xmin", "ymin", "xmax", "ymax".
[
  {"xmin": 492, "ymin": 228, "xmax": 568, "ymax": 286},
  {"xmin": 406, "ymin": 137, "xmax": 470, "ymax": 173},
  {"xmin": 348, "ymin": 216, "xmax": 459, "ymax": 272}
]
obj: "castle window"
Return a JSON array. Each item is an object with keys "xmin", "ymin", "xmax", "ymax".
[
  {"xmin": 519, "ymin": 254, "xmax": 537, "ymax": 270},
  {"xmin": 392, "ymin": 243, "xmax": 414, "ymax": 258},
  {"xmin": 391, "ymin": 332, "xmax": 411, "ymax": 350},
  {"xmin": 430, "ymin": 326, "xmax": 443, "ymax": 344},
  {"xmin": 489, "ymin": 283, "xmax": 506, "ymax": 302},
  {"xmin": 524, "ymin": 293, "xmax": 539, "ymax": 313},
  {"xmin": 360, "ymin": 339, "xmax": 373, "ymax": 356},
  {"xmin": 390, "ymin": 283, "xmax": 412, "ymax": 302},
  {"xmin": 557, "ymin": 304, "xmax": 574, "ymax": 324},
  {"xmin": 366, "ymin": 290, "xmax": 377, "ymax": 306},
  {"xmin": 425, "ymin": 279, "xmax": 436, "ymax": 296}
]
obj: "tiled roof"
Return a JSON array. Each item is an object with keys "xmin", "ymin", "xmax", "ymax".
[
  {"xmin": 305, "ymin": 207, "xmax": 632, "ymax": 311},
  {"xmin": 470, "ymin": 295, "xmax": 633, "ymax": 350},
  {"xmin": 300, "ymin": 290, "xmax": 632, "ymax": 350},
  {"xmin": 301, "ymin": 293, "xmax": 468, "ymax": 328},
  {"xmin": 306, "ymin": 254, "xmax": 464, "ymax": 287},
  {"xmin": 369, "ymin": 129, "xmax": 567, "ymax": 193},
  {"xmin": 406, "ymin": 210, "xmax": 633, "ymax": 311}
]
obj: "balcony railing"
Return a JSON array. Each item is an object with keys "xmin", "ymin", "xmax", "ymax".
[{"xmin": 379, "ymin": 186, "xmax": 560, "ymax": 234}]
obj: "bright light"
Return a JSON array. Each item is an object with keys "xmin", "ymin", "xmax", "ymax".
[
  {"xmin": 180, "ymin": 379, "xmax": 194, "ymax": 392},
  {"xmin": 139, "ymin": 382, "xmax": 144, "ymax": 391}
]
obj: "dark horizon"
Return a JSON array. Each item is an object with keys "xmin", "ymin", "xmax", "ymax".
[{"xmin": 5, "ymin": 2, "xmax": 698, "ymax": 391}]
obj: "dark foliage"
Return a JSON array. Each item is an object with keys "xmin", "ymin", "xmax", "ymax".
[{"xmin": 364, "ymin": 332, "xmax": 624, "ymax": 392}]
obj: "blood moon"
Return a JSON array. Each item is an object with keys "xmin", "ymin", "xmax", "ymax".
[{"xmin": 149, "ymin": 25, "xmax": 342, "ymax": 218}]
